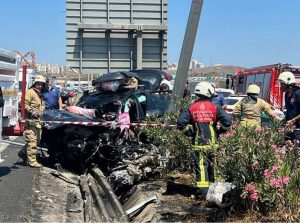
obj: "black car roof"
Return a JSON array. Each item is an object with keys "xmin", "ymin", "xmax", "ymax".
[
  {"xmin": 92, "ymin": 71, "xmax": 139, "ymax": 85},
  {"xmin": 92, "ymin": 70, "xmax": 163, "ymax": 93},
  {"xmin": 77, "ymin": 88, "xmax": 146, "ymax": 109}
]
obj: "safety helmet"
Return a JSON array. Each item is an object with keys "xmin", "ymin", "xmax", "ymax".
[
  {"xmin": 33, "ymin": 75, "xmax": 46, "ymax": 85},
  {"xmin": 194, "ymin": 81, "xmax": 215, "ymax": 98},
  {"xmin": 247, "ymin": 84, "xmax": 260, "ymax": 95},
  {"xmin": 278, "ymin": 71, "xmax": 296, "ymax": 85}
]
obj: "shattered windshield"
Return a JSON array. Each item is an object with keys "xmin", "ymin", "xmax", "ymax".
[{"xmin": 146, "ymin": 94, "xmax": 172, "ymax": 117}]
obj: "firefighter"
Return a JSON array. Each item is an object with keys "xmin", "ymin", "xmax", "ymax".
[
  {"xmin": 177, "ymin": 82, "xmax": 232, "ymax": 199},
  {"xmin": 278, "ymin": 71, "xmax": 300, "ymax": 143},
  {"xmin": 18, "ymin": 75, "xmax": 46, "ymax": 168},
  {"xmin": 232, "ymin": 84, "xmax": 281, "ymax": 128}
]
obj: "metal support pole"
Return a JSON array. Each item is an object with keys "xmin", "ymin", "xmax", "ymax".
[
  {"xmin": 80, "ymin": 0, "xmax": 83, "ymax": 22},
  {"xmin": 160, "ymin": 31, "xmax": 164, "ymax": 70},
  {"xmin": 79, "ymin": 30, "xmax": 83, "ymax": 90},
  {"xmin": 161, "ymin": 0, "xmax": 164, "ymax": 24},
  {"xmin": 107, "ymin": 0, "xmax": 110, "ymax": 23},
  {"xmin": 21, "ymin": 64, "xmax": 27, "ymax": 119},
  {"xmin": 130, "ymin": 31, "xmax": 133, "ymax": 70},
  {"xmin": 136, "ymin": 30, "xmax": 143, "ymax": 69},
  {"xmin": 169, "ymin": 0, "xmax": 204, "ymax": 112},
  {"xmin": 107, "ymin": 30, "xmax": 111, "ymax": 73},
  {"xmin": 130, "ymin": 0, "xmax": 133, "ymax": 23}
]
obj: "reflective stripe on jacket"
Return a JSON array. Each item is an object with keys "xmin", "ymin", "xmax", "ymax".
[{"xmin": 177, "ymin": 99, "xmax": 232, "ymax": 150}]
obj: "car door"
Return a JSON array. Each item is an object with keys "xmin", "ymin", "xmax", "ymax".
[{"xmin": 123, "ymin": 95, "xmax": 145, "ymax": 122}]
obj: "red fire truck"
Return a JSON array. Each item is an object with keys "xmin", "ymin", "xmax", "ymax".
[{"xmin": 232, "ymin": 63, "xmax": 300, "ymax": 109}]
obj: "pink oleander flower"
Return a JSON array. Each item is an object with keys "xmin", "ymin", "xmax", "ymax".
[
  {"xmin": 282, "ymin": 176, "xmax": 290, "ymax": 185},
  {"xmin": 245, "ymin": 183, "xmax": 256, "ymax": 194},
  {"xmin": 270, "ymin": 178, "xmax": 284, "ymax": 188},
  {"xmin": 271, "ymin": 165, "xmax": 279, "ymax": 173},
  {"xmin": 276, "ymin": 158, "xmax": 284, "ymax": 164},
  {"xmin": 255, "ymin": 127, "xmax": 261, "ymax": 133},
  {"xmin": 249, "ymin": 192, "xmax": 259, "ymax": 202},
  {"xmin": 250, "ymin": 162, "xmax": 258, "ymax": 170},
  {"xmin": 271, "ymin": 144, "xmax": 277, "ymax": 149},
  {"xmin": 275, "ymin": 147, "xmax": 283, "ymax": 154},
  {"xmin": 255, "ymin": 142, "xmax": 260, "ymax": 146},
  {"xmin": 223, "ymin": 131, "xmax": 234, "ymax": 137},
  {"xmin": 263, "ymin": 169, "xmax": 272, "ymax": 179},
  {"xmin": 270, "ymin": 178, "xmax": 277, "ymax": 187}
]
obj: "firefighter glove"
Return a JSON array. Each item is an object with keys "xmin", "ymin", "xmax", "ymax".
[{"xmin": 31, "ymin": 110, "xmax": 40, "ymax": 119}]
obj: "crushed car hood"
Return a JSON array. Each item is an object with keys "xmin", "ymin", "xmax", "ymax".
[{"xmin": 42, "ymin": 109, "xmax": 91, "ymax": 129}]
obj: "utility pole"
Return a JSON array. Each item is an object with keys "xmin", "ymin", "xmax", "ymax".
[{"xmin": 169, "ymin": 0, "xmax": 204, "ymax": 112}]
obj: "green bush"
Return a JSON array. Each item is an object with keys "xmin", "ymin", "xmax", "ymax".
[
  {"xmin": 217, "ymin": 122, "xmax": 300, "ymax": 218},
  {"xmin": 141, "ymin": 97, "xmax": 299, "ymax": 220},
  {"xmin": 140, "ymin": 96, "xmax": 194, "ymax": 174}
]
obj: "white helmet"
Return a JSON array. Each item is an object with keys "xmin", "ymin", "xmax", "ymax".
[
  {"xmin": 194, "ymin": 81, "xmax": 215, "ymax": 98},
  {"xmin": 247, "ymin": 84, "xmax": 260, "ymax": 95},
  {"xmin": 33, "ymin": 75, "xmax": 46, "ymax": 85},
  {"xmin": 278, "ymin": 71, "xmax": 296, "ymax": 85}
]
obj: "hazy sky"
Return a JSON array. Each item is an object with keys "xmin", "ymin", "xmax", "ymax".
[{"xmin": 1, "ymin": 0, "xmax": 299, "ymax": 68}]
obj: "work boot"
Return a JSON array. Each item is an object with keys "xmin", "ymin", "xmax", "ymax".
[
  {"xmin": 18, "ymin": 149, "xmax": 27, "ymax": 163},
  {"xmin": 27, "ymin": 161, "xmax": 43, "ymax": 168},
  {"xmin": 27, "ymin": 153, "xmax": 43, "ymax": 168},
  {"xmin": 195, "ymin": 192, "xmax": 207, "ymax": 200},
  {"xmin": 195, "ymin": 188, "xmax": 207, "ymax": 200}
]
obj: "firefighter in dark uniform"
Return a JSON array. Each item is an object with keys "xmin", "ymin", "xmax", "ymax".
[
  {"xmin": 279, "ymin": 71, "xmax": 300, "ymax": 144},
  {"xmin": 177, "ymin": 82, "xmax": 232, "ymax": 199}
]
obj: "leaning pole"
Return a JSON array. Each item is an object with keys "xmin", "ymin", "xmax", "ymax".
[{"xmin": 169, "ymin": 0, "xmax": 204, "ymax": 112}]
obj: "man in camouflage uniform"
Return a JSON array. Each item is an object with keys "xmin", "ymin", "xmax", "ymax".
[{"xmin": 18, "ymin": 75, "xmax": 46, "ymax": 168}]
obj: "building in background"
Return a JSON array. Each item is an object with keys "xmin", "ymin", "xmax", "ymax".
[
  {"xmin": 66, "ymin": 0, "xmax": 168, "ymax": 77},
  {"xmin": 189, "ymin": 59, "xmax": 204, "ymax": 70},
  {"xmin": 36, "ymin": 63, "xmax": 65, "ymax": 77}
]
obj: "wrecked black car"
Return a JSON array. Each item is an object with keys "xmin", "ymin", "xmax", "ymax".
[{"xmin": 40, "ymin": 71, "xmax": 171, "ymax": 192}]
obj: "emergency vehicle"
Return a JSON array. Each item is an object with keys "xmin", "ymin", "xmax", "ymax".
[
  {"xmin": 232, "ymin": 63, "xmax": 300, "ymax": 109},
  {"xmin": 0, "ymin": 48, "xmax": 22, "ymax": 136}
]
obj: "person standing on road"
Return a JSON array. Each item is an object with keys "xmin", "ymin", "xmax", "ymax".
[
  {"xmin": 18, "ymin": 75, "xmax": 46, "ymax": 168},
  {"xmin": 177, "ymin": 82, "xmax": 232, "ymax": 199},
  {"xmin": 42, "ymin": 78, "xmax": 63, "ymax": 110},
  {"xmin": 278, "ymin": 71, "xmax": 300, "ymax": 143},
  {"xmin": 232, "ymin": 84, "xmax": 281, "ymax": 128}
]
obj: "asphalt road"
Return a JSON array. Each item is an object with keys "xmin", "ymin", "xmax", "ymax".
[{"xmin": 0, "ymin": 137, "xmax": 38, "ymax": 222}]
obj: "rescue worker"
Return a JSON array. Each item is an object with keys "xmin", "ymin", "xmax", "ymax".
[
  {"xmin": 18, "ymin": 75, "xmax": 46, "ymax": 168},
  {"xmin": 177, "ymin": 82, "xmax": 232, "ymax": 199},
  {"xmin": 232, "ymin": 84, "xmax": 281, "ymax": 128},
  {"xmin": 278, "ymin": 71, "xmax": 300, "ymax": 143}
]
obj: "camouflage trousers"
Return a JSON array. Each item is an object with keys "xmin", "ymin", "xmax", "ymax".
[{"xmin": 18, "ymin": 126, "xmax": 41, "ymax": 165}]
